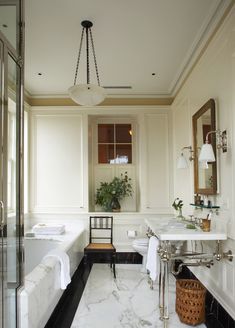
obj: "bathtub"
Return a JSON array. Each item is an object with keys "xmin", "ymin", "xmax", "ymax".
[{"xmin": 20, "ymin": 224, "xmax": 85, "ymax": 328}]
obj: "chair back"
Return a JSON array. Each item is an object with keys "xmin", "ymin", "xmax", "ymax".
[{"xmin": 89, "ymin": 216, "xmax": 113, "ymax": 244}]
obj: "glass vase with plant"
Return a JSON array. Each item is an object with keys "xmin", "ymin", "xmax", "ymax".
[
  {"xmin": 172, "ymin": 197, "xmax": 185, "ymax": 220},
  {"xmin": 95, "ymin": 172, "xmax": 132, "ymax": 212}
]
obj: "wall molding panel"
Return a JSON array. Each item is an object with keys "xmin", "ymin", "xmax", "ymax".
[{"xmin": 29, "ymin": 111, "xmax": 87, "ymax": 213}]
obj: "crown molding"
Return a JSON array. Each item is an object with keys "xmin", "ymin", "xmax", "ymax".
[
  {"xmin": 171, "ymin": 0, "xmax": 235, "ymax": 97},
  {"xmin": 26, "ymin": 97, "xmax": 173, "ymax": 107}
]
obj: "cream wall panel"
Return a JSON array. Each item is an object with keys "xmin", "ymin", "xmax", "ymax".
[
  {"xmin": 29, "ymin": 106, "xmax": 173, "ymax": 215},
  {"xmin": 142, "ymin": 113, "xmax": 172, "ymax": 212},
  {"xmin": 30, "ymin": 112, "xmax": 87, "ymax": 213},
  {"xmin": 172, "ymin": 98, "xmax": 194, "ymax": 214}
]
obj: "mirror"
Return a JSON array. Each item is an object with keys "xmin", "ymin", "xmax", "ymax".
[{"xmin": 192, "ymin": 99, "xmax": 217, "ymax": 195}]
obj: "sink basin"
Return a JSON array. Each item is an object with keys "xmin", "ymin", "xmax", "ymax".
[{"xmin": 146, "ymin": 218, "xmax": 227, "ymax": 241}]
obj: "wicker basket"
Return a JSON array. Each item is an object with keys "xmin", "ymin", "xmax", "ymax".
[{"xmin": 176, "ymin": 279, "xmax": 206, "ymax": 326}]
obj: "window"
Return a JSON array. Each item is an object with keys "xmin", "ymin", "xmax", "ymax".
[{"xmin": 98, "ymin": 123, "xmax": 132, "ymax": 164}]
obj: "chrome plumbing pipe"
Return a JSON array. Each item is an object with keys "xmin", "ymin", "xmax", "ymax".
[{"xmin": 171, "ymin": 260, "xmax": 214, "ymax": 275}]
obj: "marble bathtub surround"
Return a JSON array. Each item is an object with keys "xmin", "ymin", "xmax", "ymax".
[
  {"xmin": 71, "ymin": 263, "xmax": 206, "ymax": 328},
  {"xmin": 20, "ymin": 224, "xmax": 85, "ymax": 328}
]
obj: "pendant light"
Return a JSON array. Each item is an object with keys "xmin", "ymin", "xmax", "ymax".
[{"xmin": 68, "ymin": 20, "xmax": 106, "ymax": 106}]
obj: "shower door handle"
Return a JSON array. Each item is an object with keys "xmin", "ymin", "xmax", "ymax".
[{"xmin": 0, "ymin": 201, "xmax": 4, "ymax": 230}]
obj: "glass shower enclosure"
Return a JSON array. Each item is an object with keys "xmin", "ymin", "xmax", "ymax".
[{"xmin": 0, "ymin": 1, "xmax": 24, "ymax": 327}]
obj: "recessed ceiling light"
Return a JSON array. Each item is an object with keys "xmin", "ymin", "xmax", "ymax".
[
  {"xmin": 37, "ymin": 72, "xmax": 43, "ymax": 76},
  {"xmin": 152, "ymin": 73, "xmax": 156, "ymax": 76},
  {"xmin": 2, "ymin": 24, "xmax": 8, "ymax": 28}
]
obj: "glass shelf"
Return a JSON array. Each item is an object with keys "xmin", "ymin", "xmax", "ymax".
[{"xmin": 190, "ymin": 203, "xmax": 220, "ymax": 209}]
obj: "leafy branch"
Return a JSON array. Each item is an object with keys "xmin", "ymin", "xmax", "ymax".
[
  {"xmin": 172, "ymin": 198, "xmax": 183, "ymax": 211},
  {"xmin": 95, "ymin": 172, "xmax": 132, "ymax": 210}
]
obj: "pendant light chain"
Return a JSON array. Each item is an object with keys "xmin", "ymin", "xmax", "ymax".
[
  {"xmin": 68, "ymin": 20, "xmax": 105, "ymax": 106},
  {"xmin": 73, "ymin": 27, "xmax": 85, "ymax": 85},
  {"xmin": 89, "ymin": 28, "xmax": 101, "ymax": 86},
  {"xmin": 86, "ymin": 26, "xmax": 90, "ymax": 85}
]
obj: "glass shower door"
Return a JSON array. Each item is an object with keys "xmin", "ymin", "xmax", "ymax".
[
  {"xmin": 0, "ymin": 1, "xmax": 24, "ymax": 327},
  {"xmin": 5, "ymin": 53, "xmax": 23, "ymax": 328},
  {"xmin": 0, "ymin": 37, "xmax": 4, "ymax": 328},
  {"xmin": 0, "ymin": 46, "xmax": 24, "ymax": 328}
]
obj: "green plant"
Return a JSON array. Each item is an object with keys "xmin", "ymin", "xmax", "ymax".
[
  {"xmin": 172, "ymin": 198, "xmax": 183, "ymax": 211},
  {"xmin": 95, "ymin": 172, "xmax": 132, "ymax": 211}
]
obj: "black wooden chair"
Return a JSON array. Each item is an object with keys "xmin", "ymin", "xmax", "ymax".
[{"xmin": 84, "ymin": 216, "xmax": 116, "ymax": 278}]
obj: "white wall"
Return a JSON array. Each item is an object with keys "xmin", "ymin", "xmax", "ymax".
[
  {"xmin": 29, "ymin": 108, "xmax": 88, "ymax": 213},
  {"xmin": 28, "ymin": 106, "xmax": 173, "ymax": 251},
  {"xmin": 172, "ymin": 6, "xmax": 235, "ymax": 319}
]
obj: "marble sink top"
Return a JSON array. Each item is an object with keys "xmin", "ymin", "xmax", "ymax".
[{"xmin": 145, "ymin": 218, "xmax": 227, "ymax": 241}]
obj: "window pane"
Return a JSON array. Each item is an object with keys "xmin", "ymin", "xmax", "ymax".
[
  {"xmin": 98, "ymin": 124, "xmax": 114, "ymax": 143},
  {"xmin": 116, "ymin": 124, "xmax": 132, "ymax": 143},
  {"xmin": 98, "ymin": 144, "xmax": 114, "ymax": 163},
  {"xmin": 116, "ymin": 144, "xmax": 132, "ymax": 163}
]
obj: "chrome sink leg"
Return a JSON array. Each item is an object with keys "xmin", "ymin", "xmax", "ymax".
[
  {"xmin": 158, "ymin": 257, "xmax": 164, "ymax": 319},
  {"xmin": 162, "ymin": 259, "xmax": 169, "ymax": 326},
  {"xmin": 159, "ymin": 243, "xmax": 170, "ymax": 326}
]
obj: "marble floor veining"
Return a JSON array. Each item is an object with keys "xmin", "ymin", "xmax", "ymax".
[{"xmin": 71, "ymin": 264, "xmax": 206, "ymax": 328}]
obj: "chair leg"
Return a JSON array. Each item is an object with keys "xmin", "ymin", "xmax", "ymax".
[
  {"xmin": 84, "ymin": 253, "xmax": 88, "ymax": 265},
  {"xmin": 112, "ymin": 252, "xmax": 116, "ymax": 279}
]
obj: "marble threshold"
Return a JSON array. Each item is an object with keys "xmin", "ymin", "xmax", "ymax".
[{"xmin": 71, "ymin": 263, "xmax": 206, "ymax": 328}]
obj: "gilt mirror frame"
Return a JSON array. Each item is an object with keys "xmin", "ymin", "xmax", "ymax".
[{"xmin": 192, "ymin": 99, "xmax": 217, "ymax": 195}]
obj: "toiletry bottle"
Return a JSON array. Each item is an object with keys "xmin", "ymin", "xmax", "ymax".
[{"xmin": 195, "ymin": 194, "xmax": 201, "ymax": 206}]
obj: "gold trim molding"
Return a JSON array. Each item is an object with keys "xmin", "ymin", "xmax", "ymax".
[{"xmin": 27, "ymin": 97, "xmax": 174, "ymax": 107}]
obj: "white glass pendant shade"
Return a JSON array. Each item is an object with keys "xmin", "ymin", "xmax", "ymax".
[
  {"xmin": 198, "ymin": 143, "xmax": 215, "ymax": 162},
  {"xmin": 68, "ymin": 84, "xmax": 106, "ymax": 106},
  {"xmin": 177, "ymin": 153, "xmax": 188, "ymax": 169}
]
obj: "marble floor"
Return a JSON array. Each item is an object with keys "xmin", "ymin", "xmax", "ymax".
[{"xmin": 71, "ymin": 264, "xmax": 206, "ymax": 328}]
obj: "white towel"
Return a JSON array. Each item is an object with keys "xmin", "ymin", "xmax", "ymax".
[
  {"xmin": 44, "ymin": 248, "xmax": 71, "ymax": 290},
  {"xmin": 32, "ymin": 224, "xmax": 65, "ymax": 235},
  {"xmin": 146, "ymin": 236, "xmax": 159, "ymax": 281}
]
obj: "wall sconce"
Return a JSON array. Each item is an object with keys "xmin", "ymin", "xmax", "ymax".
[
  {"xmin": 199, "ymin": 130, "xmax": 227, "ymax": 163},
  {"xmin": 177, "ymin": 146, "xmax": 194, "ymax": 169}
]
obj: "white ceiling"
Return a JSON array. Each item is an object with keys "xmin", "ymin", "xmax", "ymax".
[{"xmin": 23, "ymin": 0, "xmax": 230, "ymax": 98}]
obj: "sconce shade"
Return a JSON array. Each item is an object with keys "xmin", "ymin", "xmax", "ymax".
[
  {"xmin": 198, "ymin": 143, "xmax": 215, "ymax": 162},
  {"xmin": 177, "ymin": 153, "xmax": 188, "ymax": 169},
  {"xmin": 199, "ymin": 161, "xmax": 209, "ymax": 169},
  {"xmin": 68, "ymin": 84, "xmax": 106, "ymax": 106}
]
